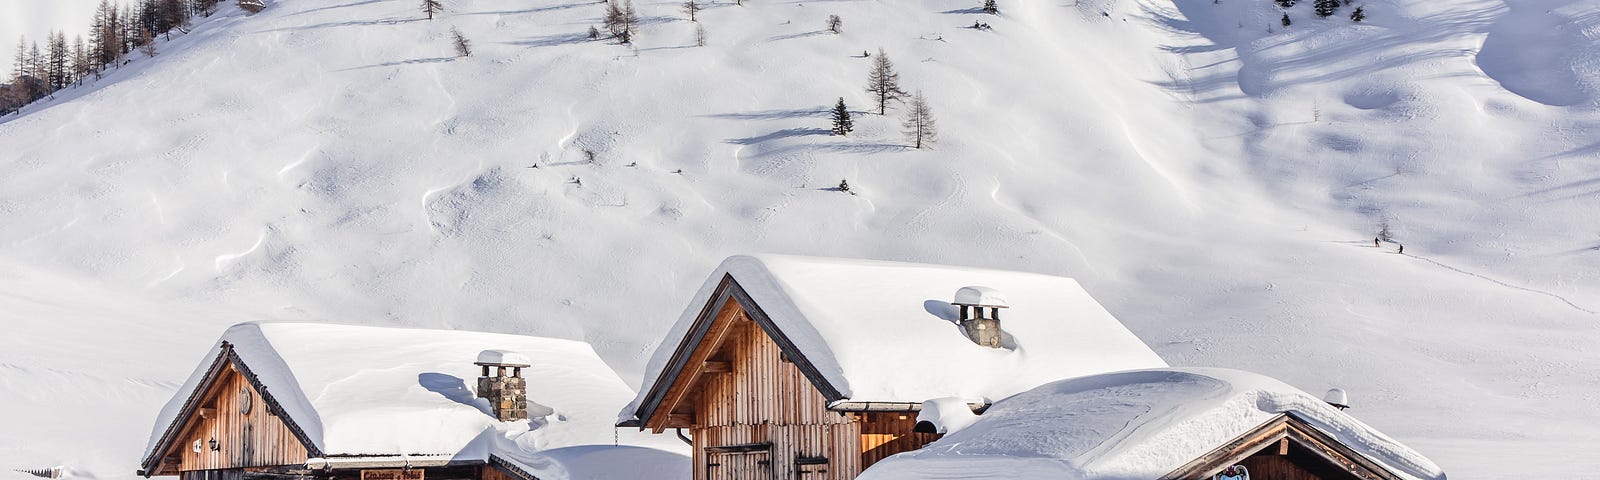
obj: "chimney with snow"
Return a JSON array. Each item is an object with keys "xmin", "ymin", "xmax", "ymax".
[
  {"xmin": 953, "ymin": 286, "xmax": 1008, "ymax": 348},
  {"xmin": 476, "ymin": 350, "xmax": 530, "ymax": 421}
]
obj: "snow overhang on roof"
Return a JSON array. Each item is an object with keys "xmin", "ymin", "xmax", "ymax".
[
  {"xmin": 144, "ymin": 322, "xmax": 648, "ymax": 467},
  {"xmin": 624, "ymin": 254, "xmax": 1168, "ymax": 423},
  {"xmin": 856, "ymin": 368, "xmax": 1447, "ymax": 480}
]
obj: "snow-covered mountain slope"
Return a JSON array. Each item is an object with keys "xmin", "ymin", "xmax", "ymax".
[{"xmin": 2, "ymin": 0, "xmax": 1597, "ymax": 477}]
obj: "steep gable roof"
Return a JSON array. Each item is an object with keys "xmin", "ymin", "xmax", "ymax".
[
  {"xmin": 625, "ymin": 255, "xmax": 1168, "ymax": 424},
  {"xmin": 144, "ymin": 322, "xmax": 671, "ymax": 465},
  {"xmin": 138, "ymin": 341, "xmax": 320, "ymax": 475}
]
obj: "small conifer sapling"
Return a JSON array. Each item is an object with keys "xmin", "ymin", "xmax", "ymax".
[
  {"xmin": 830, "ymin": 98, "xmax": 853, "ymax": 136},
  {"xmin": 451, "ymin": 27, "xmax": 472, "ymax": 56},
  {"xmin": 1281, "ymin": 12, "xmax": 1291, "ymax": 27},
  {"xmin": 1350, "ymin": 6, "xmax": 1365, "ymax": 21},
  {"xmin": 1314, "ymin": 0, "xmax": 1337, "ymax": 17},
  {"xmin": 421, "ymin": 0, "xmax": 443, "ymax": 20}
]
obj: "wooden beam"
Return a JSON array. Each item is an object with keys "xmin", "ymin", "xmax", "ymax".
[
  {"xmin": 703, "ymin": 361, "xmax": 730, "ymax": 373},
  {"xmin": 648, "ymin": 298, "xmax": 742, "ymax": 432},
  {"xmin": 666, "ymin": 413, "xmax": 695, "ymax": 427},
  {"xmin": 1278, "ymin": 437, "xmax": 1289, "ymax": 455}
]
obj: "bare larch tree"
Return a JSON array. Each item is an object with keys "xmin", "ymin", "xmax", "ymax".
[{"xmin": 865, "ymin": 47, "xmax": 906, "ymax": 115}]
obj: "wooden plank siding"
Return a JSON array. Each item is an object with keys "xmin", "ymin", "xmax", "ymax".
[
  {"xmin": 175, "ymin": 365, "xmax": 308, "ymax": 472},
  {"xmin": 686, "ymin": 310, "xmax": 938, "ymax": 480}
]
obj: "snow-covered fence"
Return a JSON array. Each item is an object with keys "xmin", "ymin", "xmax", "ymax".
[{"xmin": 15, "ymin": 467, "xmax": 63, "ymax": 479}]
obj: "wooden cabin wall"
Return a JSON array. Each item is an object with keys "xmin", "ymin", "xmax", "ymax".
[
  {"xmin": 858, "ymin": 413, "xmax": 940, "ymax": 467},
  {"xmin": 687, "ymin": 315, "xmax": 939, "ymax": 480},
  {"xmin": 176, "ymin": 367, "xmax": 308, "ymax": 472},
  {"xmin": 692, "ymin": 318, "xmax": 858, "ymax": 480}
]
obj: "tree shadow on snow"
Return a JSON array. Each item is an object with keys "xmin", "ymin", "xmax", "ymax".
[
  {"xmin": 506, "ymin": 32, "xmax": 593, "ymax": 48},
  {"xmin": 703, "ymin": 108, "xmax": 829, "ymax": 120},
  {"xmin": 257, "ymin": 17, "xmax": 424, "ymax": 33},
  {"xmin": 745, "ymin": 141, "xmax": 906, "ymax": 158},
  {"xmin": 727, "ymin": 128, "xmax": 832, "ymax": 145},
  {"xmin": 939, "ymin": 7, "xmax": 986, "ymax": 14},
  {"xmin": 460, "ymin": 2, "xmax": 590, "ymax": 16},
  {"xmin": 768, "ymin": 30, "xmax": 829, "ymax": 42},
  {"xmin": 639, "ymin": 44, "xmax": 697, "ymax": 52},
  {"xmin": 418, "ymin": 372, "xmax": 493, "ymax": 416},
  {"xmin": 286, "ymin": 0, "xmax": 387, "ymax": 17},
  {"xmin": 337, "ymin": 56, "xmax": 455, "ymax": 71}
]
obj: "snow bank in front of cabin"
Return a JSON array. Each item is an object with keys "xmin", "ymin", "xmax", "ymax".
[
  {"xmin": 858, "ymin": 368, "xmax": 1445, "ymax": 480},
  {"xmin": 145, "ymin": 322, "xmax": 684, "ymax": 461},
  {"xmin": 493, "ymin": 445, "xmax": 691, "ymax": 480},
  {"xmin": 626, "ymin": 255, "xmax": 1167, "ymax": 420},
  {"xmin": 915, "ymin": 397, "xmax": 981, "ymax": 435}
]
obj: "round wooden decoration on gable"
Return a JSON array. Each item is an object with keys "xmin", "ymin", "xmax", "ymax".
[{"xmin": 238, "ymin": 386, "xmax": 253, "ymax": 415}]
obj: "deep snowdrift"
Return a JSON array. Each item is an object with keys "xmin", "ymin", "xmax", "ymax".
[
  {"xmin": 860, "ymin": 368, "xmax": 1444, "ymax": 480},
  {"xmin": 2, "ymin": 0, "xmax": 1597, "ymax": 477}
]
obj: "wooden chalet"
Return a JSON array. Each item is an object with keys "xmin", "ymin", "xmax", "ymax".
[
  {"xmin": 620, "ymin": 255, "xmax": 1169, "ymax": 480},
  {"xmin": 139, "ymin": 322, "xmax": 685, "ymax": 480}
]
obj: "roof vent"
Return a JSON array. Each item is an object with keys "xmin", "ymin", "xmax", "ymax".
[
  {"xmin": 952, "ymin": 286, "xmax": 1008, "ymax": 348},
  {"xmin": 1324, "ymin": 388, "xmax": 1350, "ymax": 410},
  {"xmin": 476, "ymin": 350, "xmax": 531, "ymax": 421}
]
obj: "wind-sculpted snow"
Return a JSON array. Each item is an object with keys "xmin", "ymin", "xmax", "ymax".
[{"xmin": 1, "ymin": 0, "xmax": 1597, "ymax": 477}]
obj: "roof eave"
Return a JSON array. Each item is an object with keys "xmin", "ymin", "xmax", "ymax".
[{"xmin": 634, "ymin": 274, "xmax": 845, "ymax": 430}]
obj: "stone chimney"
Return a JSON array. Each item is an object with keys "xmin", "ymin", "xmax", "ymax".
[
  {"xmin": 952, "ymin": 286, "xmax": 1008, "ymax": 348},
  {"xmin": 475, "ymin": 350, "xmax": 531, "ymax": 421}
]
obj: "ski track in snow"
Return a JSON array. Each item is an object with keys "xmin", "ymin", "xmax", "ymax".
[{"xmin": 1403, "ymin": 252, "xmax": 1597, "ymax": 315}]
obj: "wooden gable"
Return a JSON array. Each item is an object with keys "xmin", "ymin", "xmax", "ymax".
[
  {"xmin": 141, "ymin": 343, "xmax": 319, "ymax": 477},
  {"xmin": 1161, "ymin": 413, "xmax": 1405, "ymax": 480},
  {"xmin": 634, "ymin": 274, "xmax": 843, "ymax": 432},
  {"xmin": 633, "ymin": 275, "xmax": 941, "ymax": 480}
]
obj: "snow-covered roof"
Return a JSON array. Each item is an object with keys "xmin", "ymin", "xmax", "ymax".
[
  {"xmin": 627, "ymin": 255, "xmax": 1167, "ymax": 418},
  {"xmin": 144, "ymin": 322, "xmax": 684, "ymax": 470},
  {"xmin": 857, "ymin": 368, "xmax": 1447, "ymax": 480}
]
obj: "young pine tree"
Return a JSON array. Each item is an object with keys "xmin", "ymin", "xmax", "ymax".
[
  {"xmin": 1281, "ymin": 12, "xmax": 1291, "ymax": 27},
  {"xmin": 1313, "ymin": 0, "xmax": 1337, "ymax": 17},
  {"xmin": 902, "ymin": 90, "xmax": 936, "ymax": 149},
  {"xmin": 830, "ymin": 98, "xmax": 853, "ymax": 136},
  {"xmin": 1350, "ymin": 6, "xmax": 1365, "ymax": 21},
  {"xmin": 864, "ymin": 48, "xmax": 906, "ymax": 115},
  {"xmin": 982, "ymin": 0, "xmax": 999, "ymax": 14},
  {"xmin": 451, "ymin": 27, "xmax": 472, "ymax": 56},
  {"xmin": 827, "ymin": 15, "xmax": 842, "ymax": 34},
  {"xmin": 422, "ymin": 0, "xmax": 443, "ymax": 19}
]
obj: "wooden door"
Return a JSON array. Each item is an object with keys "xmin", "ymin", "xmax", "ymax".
[{"xmin": 707, "ymin": 450, "xmax": 772, "ymax": 480}]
